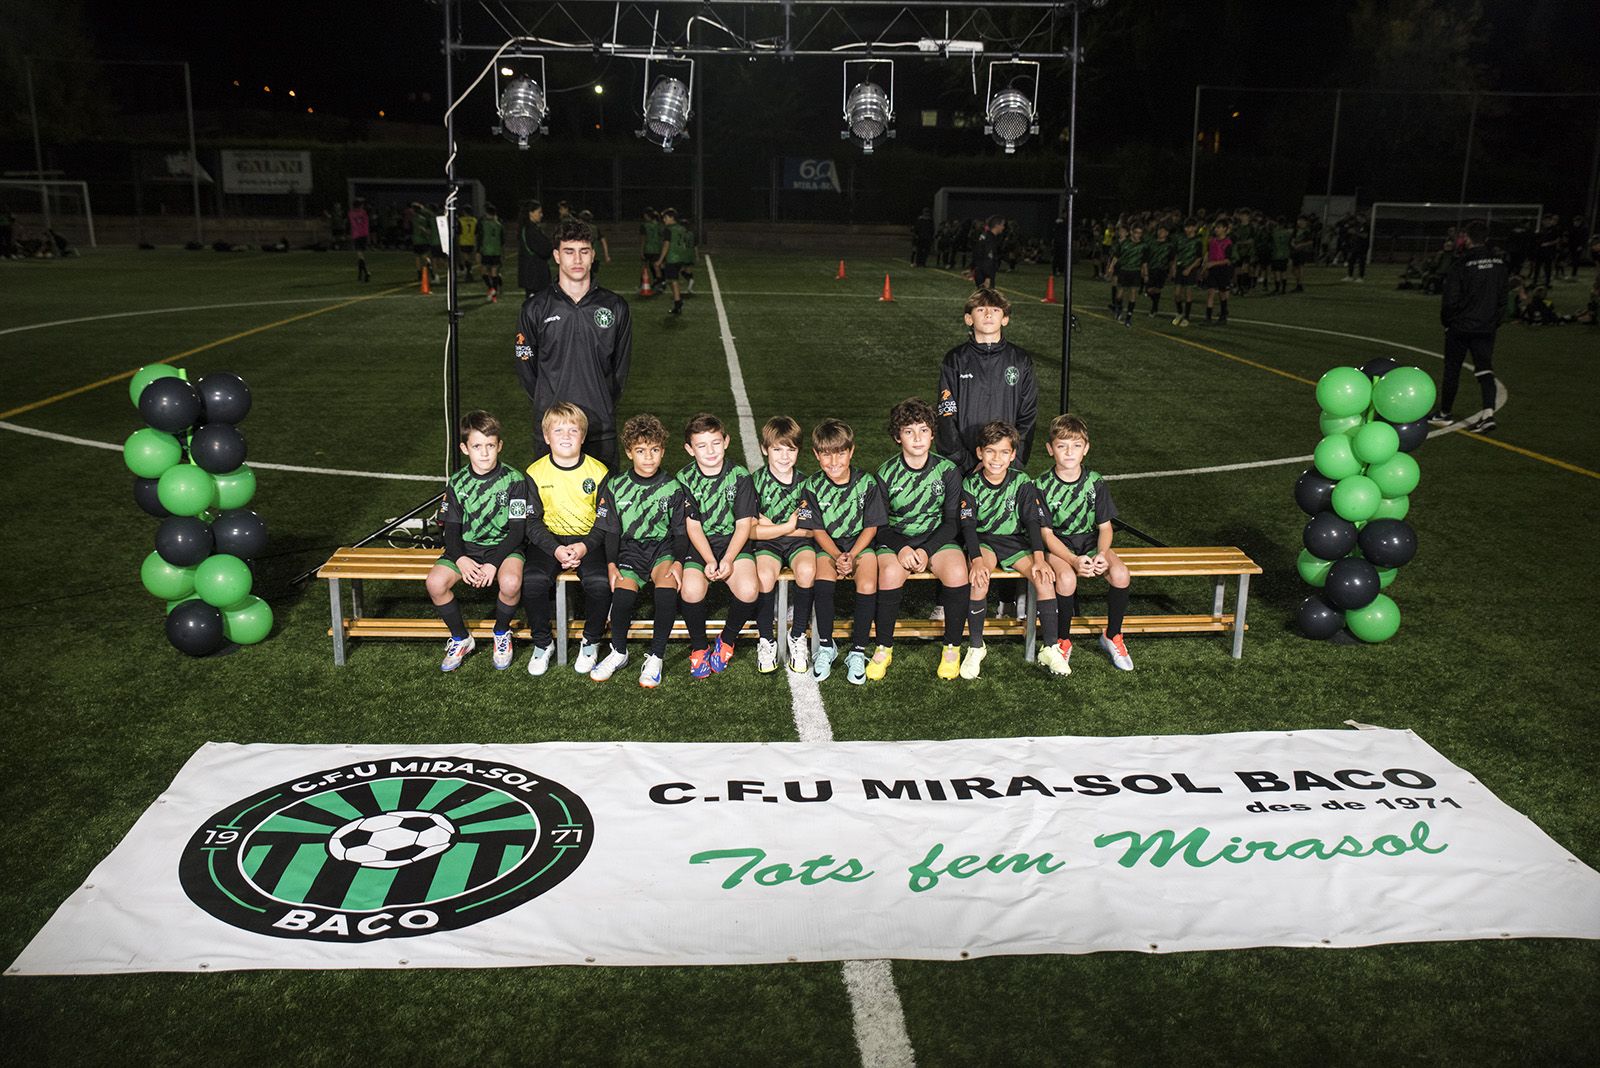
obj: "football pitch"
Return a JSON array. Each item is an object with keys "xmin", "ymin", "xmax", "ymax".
[{"xmin": 2, "ymin": 247, "xmax": 1596, "ymax": 1064}]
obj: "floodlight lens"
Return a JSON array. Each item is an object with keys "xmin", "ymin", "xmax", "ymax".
[
  {"xmin": 498, "ymin": 77, "xmax": 548, "ymax": 147},
  {"xmin": 845, "ymin": 81, "xmax": 892, "ymax": 150},
  {"xmin": 643, "ymin": 77, "xmax": 691, "ymax": 150},
  {"xmin": 987, "ymin": 88, "xmax": 1035, "ymax": 151}
]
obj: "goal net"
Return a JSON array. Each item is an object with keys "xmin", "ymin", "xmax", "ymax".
[
  {"xmin": 1366, "ymin": 202, "xmax": 1541, "ymax": 265},
  {"xmin": 0, "ymin": 179, "xmax": 96, "ymax": 249}
]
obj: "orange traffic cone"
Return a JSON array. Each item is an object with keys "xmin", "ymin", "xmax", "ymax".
[
  {"xmin": 878, "ymin": 273, "xmax": 895, "ymax": 302},
  {"xmin": 420, "ymin": 269, "xmax": 432, "ymax": 295},
  {"xmin": 1041, "ymin": 274, "xmax": 1058, "ymax": 304},
  {"xmin": 836, "ymin": 259, "xmax": 847, "ymax": 280}
]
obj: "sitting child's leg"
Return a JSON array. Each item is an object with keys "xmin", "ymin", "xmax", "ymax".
[
  {"xmin": 811, "ymin": 554, "xmax": 840, "ymax": 678},
  {"xmin": 491, "ymin": 557, "xmax": 524, "ymax": 669},
  {"xmin": 931, "ymin": 548, "xmax": 969, "ymax": 679},
  {"xmin": 787, "ymin": 551, "xmax": 817, "ymax": 672},
  {"xmin": 426, "ymin": 564, "xmax": 468, "ymax": 640},
  {"xmin": 648, "ymin": 560, "xmax": 681, "ymax": 661},
  {"xmin": 520, "ymin": 550, "xmax": 558, "ymax": 675},
  {"xmin": 717, "ymin": 558, "xmax": 760, "ymax": 658}
]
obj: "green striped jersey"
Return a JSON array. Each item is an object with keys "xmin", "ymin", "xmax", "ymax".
[
  {"xmin": 1115, "ymin": 238, "xmax": 1147, "ymax": 269},
  {"xmin": 594, "ymin": 469, "xmax": 680, "ymax": 543},
  {"xmin": 797, "ymin": 467, "xmax": 888, "ymax": 540},
  {"xmin": 752, "ymin": 466, "xmax": 809, "ymax": 523},
  {"xmin": 876, "ymin": 453, "xmax": 961, "ymax": 538},
  {"xmin": 441, "ymin": 463, "xmax": 529, "ymax": 546},
  {"xmin": 1033, "ymin": 468, "xmax": 1116, "ymax": 537},
  {"xmin": 1144, "ymin": 236, "xmax": 1174, "ymax": 270},
  {"xmin": 676, "ymin": 462, "xmax": 758, "ymax": 536},
  {"xmin": 665, "ymin": 223, "xmax": 694, "ymax": 264},
  {"xmin": 1271, "ymin": 227, "xmax": 1292, "ymax": 258},
  {"xmin": 959, "ymin": 468, "xmax": 1038, "ymax": 538},
  {"xmin": 478, "ymin": 217, "xmax": 503, "ymax": 256},
  {"xmin": 1173, "ymin": 233, "xmax": 1203, "ymax": 266}
]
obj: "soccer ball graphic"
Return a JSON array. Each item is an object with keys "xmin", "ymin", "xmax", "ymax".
[{"xmin": 327, "ymin": 811, "xmax": 456, "ymax": 868}]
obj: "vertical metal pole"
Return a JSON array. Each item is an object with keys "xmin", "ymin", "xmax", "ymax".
[
  {"xmin": 1187, "ymin": 84, "xmax": 1202, "ymax": 215},
  {"xmin": 1058, "ymin": 3, "xmax": 1080, "ymax": 416},
  {"xmin": 183, "ymin": 63, "xmax": 203, "ymax": 244},
  {"xmin": 1585, "ymin": 100, "xmax": 1600, "ymax": 236},
  {"xmin": 24, "ymin": 58, "xmax": 52, "ymax": 232},
  {"xmin": 442, "ymin": 0, "xmax": 463, "ymax": 475},
  {"xmin": 1321, "ymin": 89, "xmax": 1342, "ymax": 240},
  {"xmin": 694, "ymin": 69, "xmax": 705, "ymax": 246},
  {"xmin": 1456, "ymin": 93, "xmax": 1477, "ymax": 218}
]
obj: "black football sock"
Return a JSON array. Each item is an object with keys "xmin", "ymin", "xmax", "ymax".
[
  {"xmin": 494, "ymin": 596, "xmax": 517, "ymax": 633},
  {"xmin": 683, "ymin": 596, "xmax": 709, "ymax": 652},
  {"xmin": 790, "ymin": 583, "xmax": 815, "ymax": 641},
  {"xmin": 1149, "ymin": 294, "xmax": 1161, "ymax": 315},
  {"xmin": 940, "ymin": 583, "xmax": 967, "ymax": 644},
  {"xmin": 756, "ymin": 589, "xmax": 777, "ymax": 641},
  {"xmin": 650, "ymin": 588, "xmax": 678, "ymax": 658},
  {"xmin": 609, "ymin": 586, "xmax": 638, "ymax": 653},
  {"xmin": 438, "ymin": 597, "xmax": 469, "ymax": 641},
  {"xmin": 813, "ymin": 580, "xmax": 837, "ymax": 645},
  {"xmin": 1476, "ymin": 369, "xmax": 1497, "ymax": 412},
  {"xmin": 1060, "ymin": 593, "xmax": 1078, "ymax": 640},
  {"xmin": 1205, "ymin": 305, "xmax": 1214, "ymax": 320},
  {"xmin": 851, "ymin": 593, "xmax": 876, "ymax": 652},
  {"xmin": 720, "ymin": 595, "xmax": 756, "ymax": 649},
  {"xmin": 1106, "ymin": 585, "xmax": 1129, "ymax": 639},
  {"xmin": 968, "ymin": 598, "xmax": 987, "ymax": 647},
  {"xmin": 873, "ymin": 586, "xmax": 904, "ymax": 648},
  {"xmin": 1038, "ymin": 597, "xmax": 1059, "ymax": 646}
]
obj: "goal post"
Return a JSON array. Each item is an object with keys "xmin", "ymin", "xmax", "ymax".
[
  {"xmin": 0, "ymin": 179, "xmax": 96, "ymax": 248},
  {"xmin": 1366, "ymin": 202, "xmax": 1541, "ymax": 265}
]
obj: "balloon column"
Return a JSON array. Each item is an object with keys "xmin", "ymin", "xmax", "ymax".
[
  {"xmin": 1295, "ymin": 359, "xmax": 1433, "ymax": 643},
  {"xmin": 124, "ymin": 366, "xmax": 273, "ymax": 656}
]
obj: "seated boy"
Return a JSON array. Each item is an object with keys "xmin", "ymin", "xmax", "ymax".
[
  {"xmin": 958, "ymin": 421, "xmax": 1058, "ymax": 679},
  {"xmin": 797, "ymin": 419, "xmax": 887, "ymax": 684},
  {"xmin": 522, "ymin": 402, "xmax": 612, "ymax": 676},
  {"xmin": 1035, "ymin": 414, "xmax": 1134, "ymax": 672},
  {"xmin": 676, "ymin": 412, "xmax": 761, "ymax": 678},
  {"xmin": 874, "ymin": 398, "xmax": 970, "ymax": 681},
  {"xmin": 426, "ymin": 410, "xmax": 529, "ymax": 672},
  {"xmin": 750, "ymin": 416, "xmax": 817, "ymax": 674},
  {"xmin": 589, "ymin": 414, "xmax": 685, "ymax": 688}
]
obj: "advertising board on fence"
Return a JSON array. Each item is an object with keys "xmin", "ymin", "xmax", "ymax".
[
  {"xmin": 12, "ymin": 729, "xmax": 1599, "ymax": 974},
  {"xmin": 783, "ymin": 157, "xmax": 842, "ymax": 192},
  {"xmin": 220, "ymin": 150, "xmax": 313, "ymax": 195}
]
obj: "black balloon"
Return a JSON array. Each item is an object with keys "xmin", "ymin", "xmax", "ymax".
[
  {"xmin": 191, "ymin": 423, "xmax": 247, "ymax": 474},
  {"xmin": 1359, "ymin": 518, "xmax": 1418, "ymax": 568},
  {"xmin": 1359, "ymin": 356, "xmax": 1401, "ymax": 378},
  {"xmin": 1302, "ymin": 511, "xmax": 1358, "ymax": 561},
  {"xmin": 213, "ymin": 509, "xmax": 269, "ymax": 559},
  {"xmin": 1325, "ymin": 557, "xmax": 1382, "ymax": 610},
  {"xmin": 134, "ymin": 476, "xmax": 170, "ymax": 518},
  {"xmin": 1297, "ymin": 594, "xmax": 1344, "ymax": 640},
  {"xmin": 1388, "ymin": 418, "xmax": 1429, "ymax": 453},
  {"xmin": 156, "ymin": 516, "xmax": 213, "ymax": 567},
  {"xmin": 1294, "ymin": 468, "xmax": 1337, "ymax": 516},
  {"xmin": 166, "ymin": 599, "xmax": 226, "ymax": 656},
  {"xmin": 138, "ymin": 376, "xmax": 202, "ymax": 433},
  {"xmin": 197, "ymin": 371, "xmax": 252, "ymax": 425}
]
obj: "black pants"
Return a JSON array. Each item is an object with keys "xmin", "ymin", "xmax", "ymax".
[
  {"xmin": 1441, "ymin": 329, "xmax": 1497, "ymax": 414},
  {"xmin": 1346, "ymin": 249, "xmax": 1366, "ymax": 278},
  {"xmin": 522, "ymin": 549, "xmax": 611, "ymax": 647}
]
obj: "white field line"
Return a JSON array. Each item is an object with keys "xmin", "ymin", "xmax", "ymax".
[
  {"xmin": 704, "ymin": 254, "xmax": 916, "ymax": 1068},
  {"xmin": 0, "ymin": 296, "xmax": 411, "ymax": 338}
]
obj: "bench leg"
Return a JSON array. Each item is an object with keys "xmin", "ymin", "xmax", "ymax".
[
  {"xmin": 328, "ymin": 578, "xmax": 347, "ymax": 666},
  {"xmin": 556, "ymin": 581, "xmax": 569, "ymax": 666},
  {"xmin": 1232, "ymin": 574, "xmax": 1250, "ymax": 660},
  {"xmin": 776, "ymin": 577, "xmax": 788, "ymax": 649},
  {"xmin": 352, "ymin": 578, "xmax": 366, "ymax": 620},
  {"xmin": 1212, "ymin": 577, "xmax": 1225, "ymax": 618},
  {"xmin": 1024, "ymin": 585, "xmax": 1037, "ymax": 662}
]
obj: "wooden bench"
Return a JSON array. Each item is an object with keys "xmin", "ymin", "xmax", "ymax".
[{"xmin": 318, "ymin": 545, "xmax": 1259, "ymax": 665}]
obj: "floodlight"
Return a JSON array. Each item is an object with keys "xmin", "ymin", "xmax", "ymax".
[
  {"xmin": 492, "ymin": 57, "xmax": 549, "ymax": 148},
  {"xmin": 638, "ymin": 60, "xmax": 694, "ymax": 152},
  {"xmin": 841, "ymin": 60, "xmax": 895, "ymax": 153},
  {"xmin": 984, "ymin": 60, "xmax": 1040, "ymax": 153}
]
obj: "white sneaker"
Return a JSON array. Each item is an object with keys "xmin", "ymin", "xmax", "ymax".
[
  {"xmin": 1100, "ymin": 631, "xmax": 1134, "ymax": 671},
  {"xmin": 757, "ymin": 637, "xmax": 779, "ymax": 673},
  {"xmin": 491, "ymin": 630, "xmax": 513, "ymax": 669},
  {"xmin": 639, "ymin": 653, "xmax": 664, "ymax": 688},
  {"xmin": 787, "ymin": 632, "xmax": 810, "ymax": 673},
  {"xmin": 573, "ymin": 639, "xmax": 601, "ymax": 674},
  {"xmin": 441, "ymin": 634, "xmax": 475, "ymax": 672},
  {"xmin": 526, "ymin": 642, "xmax": 555, "ymax": 676},
  {"xmin": 959, "ymin": 643, "xmax": 987, "ymax": 680},
  {"xmin": 590, "ymin": 647, "xmax": 629, "ymax": 681}
]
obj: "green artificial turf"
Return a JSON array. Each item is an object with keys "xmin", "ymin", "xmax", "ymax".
[{"xmin": 0, "ymin": 248, "xmax": 1596, "ymax": 1064}]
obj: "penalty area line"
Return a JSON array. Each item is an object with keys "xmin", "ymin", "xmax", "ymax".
[{"xmin": 705, "ymin": 254, "xmax": 916, "ymax": 1068}]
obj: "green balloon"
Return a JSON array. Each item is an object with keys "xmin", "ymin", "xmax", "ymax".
[
  {"xmin": 157, "ymin": 464, "xmax": 217, "ymax": 517},
  {"xmin": 223, "ymin": 595, "xmax": 274, "ymax": 645},
  {"xmin": 1367, "ymin": 452, "xmax": 1421, "ymax": 497},
  {"xmin": 195, "ymin": 553, "xmax": 253, "ymax": 608},
  {"xmin": 1313, "ymin": 434, "xmax": 1362, "ymax": 480},
  {"xmin": 1373, "ymin": 494, "xmax": 1411, "ymax": 520},
  {"xmin": 141, "ymin": 551, "xmax": 196, "ymax": 600},
  {"xmin": 212, "ymin": 464, "xmax": 257, "ymax": 510},
  {"xmin": 1373, "ymin": 367, "xmax": 1437, "ymax": 423},
  {"xmin": 1346, "ymin": 594, "xmax": 1401, "ymax": 642},
  {"xmin": 166, "ymin": 595, "xmax": 202, "ymax": 614},
  {"xmin": 1316, "ymin": 366, "xmax": 1373, "ymax": 418},
  {"xmin": 1376, "ymin": 566, "xmax": 1398, "ymax": 589},
  {"xmin": 1297, "ymin": 549, "xmax": 1333, "ymax": 588},
  {"xmin": 1319, "ymin": 412, "xmax": 1365, "ymax": 438},
  {"xmin": 123, "ymin": 428, "xmax": 183, "ymax": 479},
  {"xmin": 129, "ymin": 364, "xmax": 182, "ymax": 407},
  {"xmin": 1331, "ymin": 474, "xmax": 1382, "ymax": 522},
  {"xmin": 1352, "ymin": 421, "xmax": 1400, "ymax": 465}
]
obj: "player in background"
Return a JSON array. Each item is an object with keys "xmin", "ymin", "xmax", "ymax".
[
  {"xmin": 347, "ymin": 198, "xmax": 371, "ymax": 283},
  {"xmin": 477, "ymin": 204, "xmax": 504, "ymax": 302}
]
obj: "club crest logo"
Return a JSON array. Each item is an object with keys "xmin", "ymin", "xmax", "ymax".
[
  {"xmin": 178, "ymin": 758, "xmax": 592, "ymax": 942},
  {"xmin": 582, "ymin": 478, "xmax": 597, "ymax": 493},
  {"xmin": 1004, "ymin": 365, "xmax": 1019, "ymax": 386},
  {"xmin": 509, "ymin": 498, "xmax": 528, "ymax": 519},
  {"xmin": 592, "ymin": 308, "xmax": 615, "ymax": 329}
]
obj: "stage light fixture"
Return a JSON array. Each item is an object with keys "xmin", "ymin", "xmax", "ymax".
[
  {"xmin": 841, "ymin": 60, "xmax": 895, "ymax": 153},
  {"xmin": 984, "ymin": 60, "xmax": 1041, "ymax": 153},
  {"xmin": 638, "ymin": 59, "xmax": 694, "ymax": 152},
  {"xmin": 492, "ymin": 57, "xmax": 548, "ymax": 149}
]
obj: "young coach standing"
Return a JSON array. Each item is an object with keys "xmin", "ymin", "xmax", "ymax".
[
  {"xmin": 514, "ymin": 219, "xmax": 633, "ymax": 469},
  {"xmin": 518, "ymin": 200, "xmax": 553, "ymax": 299},
  {"xmin": 1430, "ymin": 221, "xmax": 1507, "ymax": 434}
]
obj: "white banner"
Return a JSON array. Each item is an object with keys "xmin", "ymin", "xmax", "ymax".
[
  {"xmin": 219, "ymin": 150, "xmax": 312, "ymax": 194},
  {"xmin": 12, "ymin": 730, "xmax": 1599, "ymax": 974}
]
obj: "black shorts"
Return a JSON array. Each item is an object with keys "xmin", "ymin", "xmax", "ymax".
[
  {"xmin": 480, "ymin": 254, "xmax": 502, "ymax": 268},
  {"xmin": 1175, "ymin": 266, "xmax": 1200, "ymax": 287},
  {"xmin": 754, "ymin": 536, "xmax": 815, "ymax": 565},
  {"xmin": 1270, "ymin": 259, "xmax": 1288, "ymax": 272},
  {"xmin": 1146, "ymin": 269, "xmax": 1168, "ymax": 289},
  {"xmin": 352, "ymin": 236, "xmax": 369, "ymax": 251},
  {"xmin": 977, "ymin": 533, "xmax": 1033, "ymax": 570},
  {"xmin": 686, "ymin": 532, "xmax": 755, "ymax": 571},
  {"xmin": 663, "ymin": 262, "xmax": 687, "ymax": 280},
  {"xmin": 1205, "ymin": 264, "xmax": 1235, "ymax": 290},
  {"xmin": 436, "ymin": 543, "xmax": 525, "ymax": 574},
  {"xmin": 1291, "ymin": 250, "xmax": 1312, "ymax": 266},
  {"xmin": 1116, "ymin": 269, "xmax": 1144, "ymax": 288},
  {"xmin": 615, "ymin": 537, "xmax": 674, "ymax": 586},
  {"xmin": 1057, "ymin": 532, "xmax": 1098, "ymax": 557}
]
